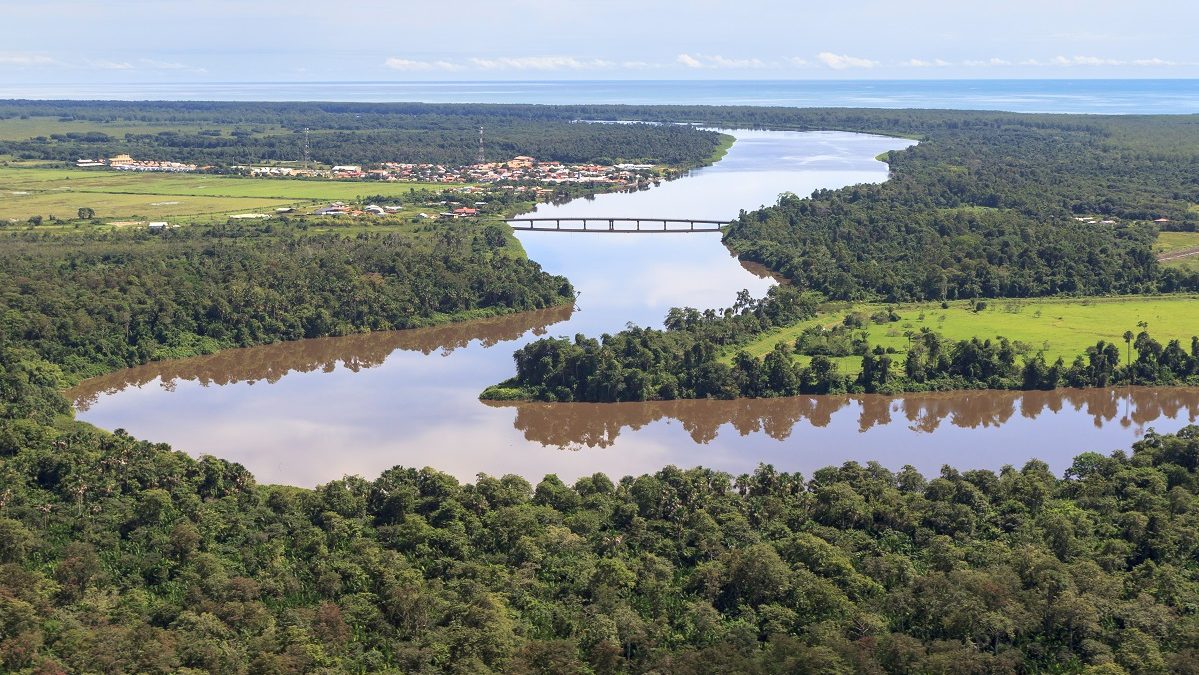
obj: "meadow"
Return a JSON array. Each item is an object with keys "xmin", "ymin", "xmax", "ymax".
[
  {"xmin": 1156, "ymin": 230, "xmax": 1199, "ymax": 272},
  {"xmin": 734, "ymin": 295, "xmax": 1199, "ymax": 373},
  {"xmin": 0, "ymin": 166, "xmax": 466, "ymax": 222}
]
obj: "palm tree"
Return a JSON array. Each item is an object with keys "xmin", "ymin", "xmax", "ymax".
[{"xmin": 1123, "ymin": 330, "xmax": 1134, "ymax": 367}]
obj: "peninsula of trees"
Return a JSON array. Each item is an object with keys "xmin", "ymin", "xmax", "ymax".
[
  {"xmin": 485, "ymin": 107, "xmax": 1199, "ymax": 402},
  {"xmin": 5, "ymin": 347, "xmax": 1199, "ymax": 671}
]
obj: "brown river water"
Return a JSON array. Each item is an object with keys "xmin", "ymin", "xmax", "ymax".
[{"xmin": 68, "ymin": 130, "xmax": 1199, "ymax": 485}]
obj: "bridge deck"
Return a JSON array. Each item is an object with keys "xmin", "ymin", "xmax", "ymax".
[{"xmin": 506, "ymin": 217, "xmax": 729, "ymax": 233}]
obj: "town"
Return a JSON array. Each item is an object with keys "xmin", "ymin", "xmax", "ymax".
[{"xmin": 76, "ymin": 153, "xmax": 660, "ymax": 187}]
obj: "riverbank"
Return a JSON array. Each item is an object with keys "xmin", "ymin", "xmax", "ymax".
[{"xmin": 480, "ymin": 286, "xmax": 1199, "ymax": 404}]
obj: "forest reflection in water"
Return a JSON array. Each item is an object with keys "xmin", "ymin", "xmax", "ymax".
[
  {"xmin": 486, "ymin": 388, "xmax": 1199, "ymax": 451},
  {"xmin": 69, "ymin": 304, "xmax": 573, "ymax": 411}
]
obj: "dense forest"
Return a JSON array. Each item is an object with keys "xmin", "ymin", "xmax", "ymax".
[
  {"xmin": 0, "ymin": 101, "xmax": 725, "ymax": 167},
  {"xmin": 0, "ymin": 222, "xmax": 572, "ymax": 381},
  {"xmin": 484, "ymin": 288, "xmax": 1199, "ymax": 402},
  {"xmin": 4, "ymin": 102, "xmax": 1199, "ymax": 671},
  {"xmin": 5, "ymin": 344, "xmax": 1199, "ymax": 671},
  {"xmin": 720, "ymin": 118, "xmax": 1199, "ymax": 300}
]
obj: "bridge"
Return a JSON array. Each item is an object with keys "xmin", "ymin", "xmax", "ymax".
[{"xmin": 506, "ymin": 217, "xmax": 729, "ymax": 233}]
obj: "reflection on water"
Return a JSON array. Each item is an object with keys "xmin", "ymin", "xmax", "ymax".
[
  {"xmin": 69, "ymin": 305, "xmax": 573, "ymax": 411},
  {"xmin": 70, "ymin": 129, "xmax": 1199, "ymax": 486},
  {"xmin": 487, "ymin": 388, "xmax": 1199, "ymax": 450}
]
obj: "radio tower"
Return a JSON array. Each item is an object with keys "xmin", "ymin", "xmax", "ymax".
[
  {"xmin": 476, "ymin": 126, "xmax": 485, "ymax": 165},
  {"xmin": 303, "ymin": 128, "xmax": 311, "ymax": 167}
]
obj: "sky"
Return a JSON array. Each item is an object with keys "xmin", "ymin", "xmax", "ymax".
[{"xmin": 2, "ymin": 0, "xmax": 1197, "ymax": 82}]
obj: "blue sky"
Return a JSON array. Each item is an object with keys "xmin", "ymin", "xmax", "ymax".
[{"xmin": 3, "ymin": 0, "xmax": 1197, "ymax": 81}]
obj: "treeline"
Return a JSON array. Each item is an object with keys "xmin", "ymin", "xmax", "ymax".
[
  {"xmin": 716, "ymin": 111, "xmax": 1199, "ymax": 300},
  {"xmin": 6, "ymin": 341, "xmax": 1199, "ymax": 671},
  {"xmin": 485, "ymin": 292, "xmax": 1199, "ymax": 402},
  {"xmin": 483, "ymin": 286, "xmax": 824, "ymax": 402},
  {"xmin": 0, "ymin": 222, "xmax": 572, "ymax": 381},
  {"xmin": 0, "ymin": 101, "xmax": 724, "ymax": 167}
]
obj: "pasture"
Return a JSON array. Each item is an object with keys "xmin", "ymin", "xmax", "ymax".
[
  {"xmin": 0, "ymin": 166, "xmax": 465, "ymax": 222},
  {"xmin": 736, "ymin": 295, "xmax": 1199, "ymax": 373}
]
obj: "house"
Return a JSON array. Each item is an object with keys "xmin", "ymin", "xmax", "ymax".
[
  {"xmin": 1154, "ymin": 218, "xmax": 1171, "ymax": 223},
  {"xmin": 364, "ymin": 205, "xmax": 386, "ymax": 216},
  {"xmin": 108, "ymin": 154, "xmax": 134, "ymax": 167},
  {"xmin": 147, "ymin": 221, "xmax": 169, "ymax": 230},
  {"xmin": 452, "ymin": 207, "xmax": 479, "ymax": 217}
]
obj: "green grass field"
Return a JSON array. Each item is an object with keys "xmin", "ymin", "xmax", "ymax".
[
  {"xmin": 1156, "ymin": 231, "xmax": 1199, "ymax": 272},
  {"xmin": 1155, "ymin": 231, "xmax": 1199, "ymax": 255},
  {"xmin": 735, "ymin": 295, "xmax": 1199, "ymax": 373},
  {"xmin": 0, "ymin": 166, "xmax": 467, "ymax": 222}
]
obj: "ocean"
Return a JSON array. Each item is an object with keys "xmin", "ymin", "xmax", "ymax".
[{"xmin": 2, "ymin": 79, "xmax": 1197, "ymax": 114}]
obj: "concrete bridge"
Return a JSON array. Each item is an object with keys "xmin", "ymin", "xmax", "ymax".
[{"xmin": 506, "ymin": 217, "xmax": 729, "ymax": 233}]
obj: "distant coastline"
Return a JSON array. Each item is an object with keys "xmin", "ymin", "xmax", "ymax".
[{"xmin": 3, "ymin": 79, "xmax": 1198, "ymax": 114}]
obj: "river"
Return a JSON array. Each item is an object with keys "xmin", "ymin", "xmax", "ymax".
[{"xmin": 68, "ymin": 130, "xmax": 1199, "ymax": 486}]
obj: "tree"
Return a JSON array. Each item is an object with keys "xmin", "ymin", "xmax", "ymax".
[
  {"xmin": 1124, "ymin": 330, "xmax": 1134, "ymax": 367},
  {"xmin": 77, "ymin": 207, "xmax": 95, "ymax": 220}
]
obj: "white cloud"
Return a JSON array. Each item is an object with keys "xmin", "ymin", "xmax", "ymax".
[
  {"xmin": 903, "ymin": 58, "xmax": 951, "ymax": 67},
  {"xmin": 467, "ymin": 56, "xmax": 614, "ymax": 70},
  {"xmin": 708, "ymin": 55, "xmax": 767, "ymax": 69},
  {"xmin": 1052, "ymin": 55, "xmax": 1120, "ymax": 66},
  {"xmin": 674, "ymin": 53, "xmax": 770, "ymax": 69},
  {"xmin": 1132, "ymin": 58, "xmax": 1178, "ymax": 66},
  {"xmin": 383, "ymin": 57, "xmax": 463, "ymax": 72},
  {"xmin": 816, "ymin": 52, "xmax": 878, "ymax": 70},
  {"xmin": 0, "ymin": 52, "xmax": 57, "ymax": 66},
  {"xmin": 961, "ymin": 57, "xmax": 1012, "ymax": 67},
  {"xmin": 139, "ymin": 58, "xmax": 197, "ymax": 71},
  {"xmin": 1043, "ymin": 55, "xmax": 1185, "ymax": 67},
  {"xmin": 787, "ymin": 57, "xmax": 810, "ymax": 67},
  {"xmin": 88, "ymin": 59, "xmax": 135, "ymax": 70}
]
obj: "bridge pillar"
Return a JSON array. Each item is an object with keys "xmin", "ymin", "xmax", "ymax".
[
  {"xmin": 690, "ymin": 221, "xmax": 694, "ymax": 231},
  {"xmin": 609, "ymin": 218, "xmax": 614, "ymax": 232},
  {"xmin": 556, "ymin": 219, "xmax": 560, "ymax": 230}
]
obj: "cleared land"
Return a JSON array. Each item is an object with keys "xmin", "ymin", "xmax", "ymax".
[
  {"xmin": 1156, "ymin": 231, "xmax": 1199, "ymax": 272},
  {"xmin": 0, "ymin": 166, "xmax": 466, "ymax": 222},
  {"xmin": 735, "ymin": 295, "xmax": 1199, "ymax": 373}
]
